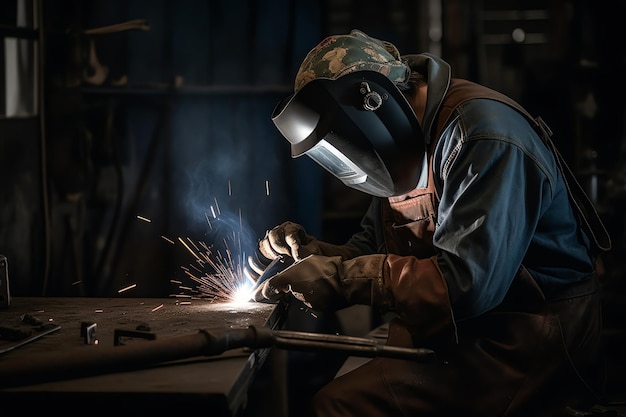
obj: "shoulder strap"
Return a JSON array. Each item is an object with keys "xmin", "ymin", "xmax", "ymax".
[{"xmin": 432, "ymin": 79, "xmax": 611, "ymax": 253}]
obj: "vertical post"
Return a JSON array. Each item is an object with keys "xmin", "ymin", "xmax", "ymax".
[{"xmin": 0, "ymin": 255, "xmax": 9, "ymax": 308}]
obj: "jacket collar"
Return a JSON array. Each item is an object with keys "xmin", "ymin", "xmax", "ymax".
[{"xmin": 402, "ymin": 53, "xmax": 451, "ymax": 145}]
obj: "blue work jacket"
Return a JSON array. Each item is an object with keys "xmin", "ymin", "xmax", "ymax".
[{"xmin": 346, "ymin": 53, "xmax": 597, "ymax": 320}]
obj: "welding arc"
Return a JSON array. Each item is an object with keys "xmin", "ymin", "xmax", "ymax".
[{"xmin": 0, "ymin": 326, "xmax": 433, "ymax": 389}]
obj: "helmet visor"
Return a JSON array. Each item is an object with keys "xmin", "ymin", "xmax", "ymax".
[{"xmin": 272, "ymin": 71, "xmax": 425, "ymax": 197}]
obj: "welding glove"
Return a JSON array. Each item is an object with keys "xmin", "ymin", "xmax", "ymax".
[
  {"xmin": 252, "ymin": 254, "xmax": 391, "ymax": 312},
  {"xmin": 257, "ymin": 221, "xmax": 317, "ymax": 261},
  {"xmin": 247, "ymin": 221, "xmax": 362, "ymax": 281}
]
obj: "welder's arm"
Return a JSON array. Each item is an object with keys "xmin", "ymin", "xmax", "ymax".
[
  {"xmin": 252, "ymin": 253, "xmax": 457, "ymax": 344},
  {"xmin": 252, "ymin": 254, "xmax": 388, "ymax": 312}
]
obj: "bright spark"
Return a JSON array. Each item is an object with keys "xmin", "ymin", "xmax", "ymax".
[
  {"xmin": 118, "ymin": 283, "xmax": 137, "ymax": 293},
  {"xmin": 214, "ymin": 197, "xmax": 221, "ymax": 215},
  {"xmin": 161, "ymin": 236, "xmax": 175, "ymax": 245},
  {"xmin": 169, "ymin": 189, "xmax": 273, "ymax": 305},
  {"xmin": 137, "ymin": 215, "xmax": 151, "ymax": 222},
  {"xmin": 171, "ymin": 209, "xmax": 254, "ymax": 305},
  {"xmin": 231, "ymin": 282, "xmax": 255, "ymax": 305},
  {"xmin": 178, "ymin": 237, "xmax": 201, "ymax": 261},
  {"xmin": 205, "ymin": 212, "xmax": 213, "ymax": 230}
]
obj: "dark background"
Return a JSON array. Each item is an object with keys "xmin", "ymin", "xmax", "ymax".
[{"xmin": 1, "ymin": 0, "xmax": 624, "ymax": 307}]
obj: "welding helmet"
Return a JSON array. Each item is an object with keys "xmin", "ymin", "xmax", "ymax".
[{"xmin": 271, "ymin": 30, "xmax": 425, "ymax": 197}]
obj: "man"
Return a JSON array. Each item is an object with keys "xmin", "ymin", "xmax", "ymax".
[{"xmin": 248, "ymin": 30, "xmax": 611, "ymax": 417}]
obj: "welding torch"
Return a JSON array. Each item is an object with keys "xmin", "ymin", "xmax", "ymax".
[
  {"xmin": 249, "ymin": 253, "xmax": 295, "ymax": 294},
  {"xmin": 0, "ymin": 325, "xmax": 434, "ymax": 389}
]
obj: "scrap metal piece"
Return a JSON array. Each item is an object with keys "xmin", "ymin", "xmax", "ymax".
[
  {"xmin": 0, "ymin": 323, "xmax": 61, "ymax": 355},
  {"xmin": 80, "ymin": 322, "xmax": 98, "ymax": 345},
  {"xmin": 21, "ymin": 313, "xmax": 42, "ymax": 326}
]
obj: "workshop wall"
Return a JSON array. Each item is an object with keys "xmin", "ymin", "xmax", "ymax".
[
  {"xmin": 2, "ymin": 0, "xmax": 327, "ymax": 297},
  {"xmin": 82, "ymin": 0, "xmax": 327, "ymax": 297},
  {"xmin": 61, "ymin": 0, "xmax": 326, "ymax": 297}
]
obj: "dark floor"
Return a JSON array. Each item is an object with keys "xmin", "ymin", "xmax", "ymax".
[{"xmin": 590, "ymin": 330, "xmax": 626, "ymax": 417}]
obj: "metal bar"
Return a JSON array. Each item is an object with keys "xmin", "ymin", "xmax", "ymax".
[
  {"xmin": 0, "ymin": 327, "xmax": 271, "ymax": 388},
  {"xmin": 0, "ymin": 325, "xmax": 434, "ymax": 389},
  {"xmin": 272, "ymin": 329, "xmax": 433, "ymax": 361}
]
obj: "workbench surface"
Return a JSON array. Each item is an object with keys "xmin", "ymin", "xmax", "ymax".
[{"xmin": 0, "ymin": 297, "xmax": 286, "ymax": 416}]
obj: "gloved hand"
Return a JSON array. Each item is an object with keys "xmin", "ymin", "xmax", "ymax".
[
  {"xmin": 252, "ymin": 254, "xmax": 392, "ymax": 312},
  {"xmin": 244, "ymin": 222, "xmax": 309, "ymax": 282},
  {"xmin": 247, "ymin": 221, "xmax": 364, "ymax": 282},
  {"xmin": 258, "ymin": 221, "xmax": 323, "ymax": 261}
]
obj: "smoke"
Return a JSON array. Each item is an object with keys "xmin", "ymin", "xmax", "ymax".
[
  {"xmin": 180, "ymin": 172, "xmax": 258, "ymax": 266},
  {"xmin": 168, "ymin": 97, "xmax": 291, "ymax": 267}
]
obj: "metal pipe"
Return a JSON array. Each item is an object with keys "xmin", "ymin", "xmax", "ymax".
[
  {"xmin": 0, "ymin": 326, "xmax": 433, "ymax": 389},
  {"xmin": 272, "ymin": 329, "xmax": 434, "ymax": 361},
  {"xmin": 0, "ymin": 327, "xmax": 272, "ymax": 388}
]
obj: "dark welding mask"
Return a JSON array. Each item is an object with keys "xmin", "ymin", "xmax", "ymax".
[{"xmin": 272, "ymin": 70, "xmax": 425, "ymax": 197}]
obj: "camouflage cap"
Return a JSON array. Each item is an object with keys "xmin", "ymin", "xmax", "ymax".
[{"xmin": 294, "ymin": 29, "xmax": 410, "ymax": 93}]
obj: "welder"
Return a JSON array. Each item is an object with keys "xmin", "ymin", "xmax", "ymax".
[{"xmin": 248, "ymin": 30, "xmax": 611, "ymax": 417}]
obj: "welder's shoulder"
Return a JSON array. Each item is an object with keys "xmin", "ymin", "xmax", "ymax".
[
  {"xmin": 447, "ymin": 98, "xmax": 558, "ymax": 164},
  {"xmin": 434, "ymin": 98, "xmax": 559, "ymax": 182},
  {"xmin": 435, "ymin": 98, "xmax": 532, "ymax": 157},
  {"xmin": 454, "ymin": 98, "xmax": 537, "ymax": 142}
]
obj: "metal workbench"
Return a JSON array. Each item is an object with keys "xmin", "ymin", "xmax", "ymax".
[{"xmin": 0, "ymin": 297, "xmax": 288, "ymax": 416}]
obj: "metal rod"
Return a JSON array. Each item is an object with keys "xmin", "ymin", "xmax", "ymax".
[
  {"xmin": 0, "ymin": 326, "xmax": 433, "ymax": 389},
  {"xmin": 272, "ymin": 329, "xmax": 434, "ymax": 361}
]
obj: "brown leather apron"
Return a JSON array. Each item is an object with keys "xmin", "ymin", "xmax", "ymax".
[
  {"xmin": 311, "ymin": 284, "xmax": 601, "ymax": 417},
  {"xmin": 309, "ymin": 81, "xmax": 605, "ymax": 417}
]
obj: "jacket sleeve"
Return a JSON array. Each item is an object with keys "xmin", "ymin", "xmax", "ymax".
[
  {"xmin": 383, "ymin": 254, "xmax": 458, "ymax": 345},
  {"xmin": 431, "ymin": 103, "xmax": 563, "ymax": 320}
]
